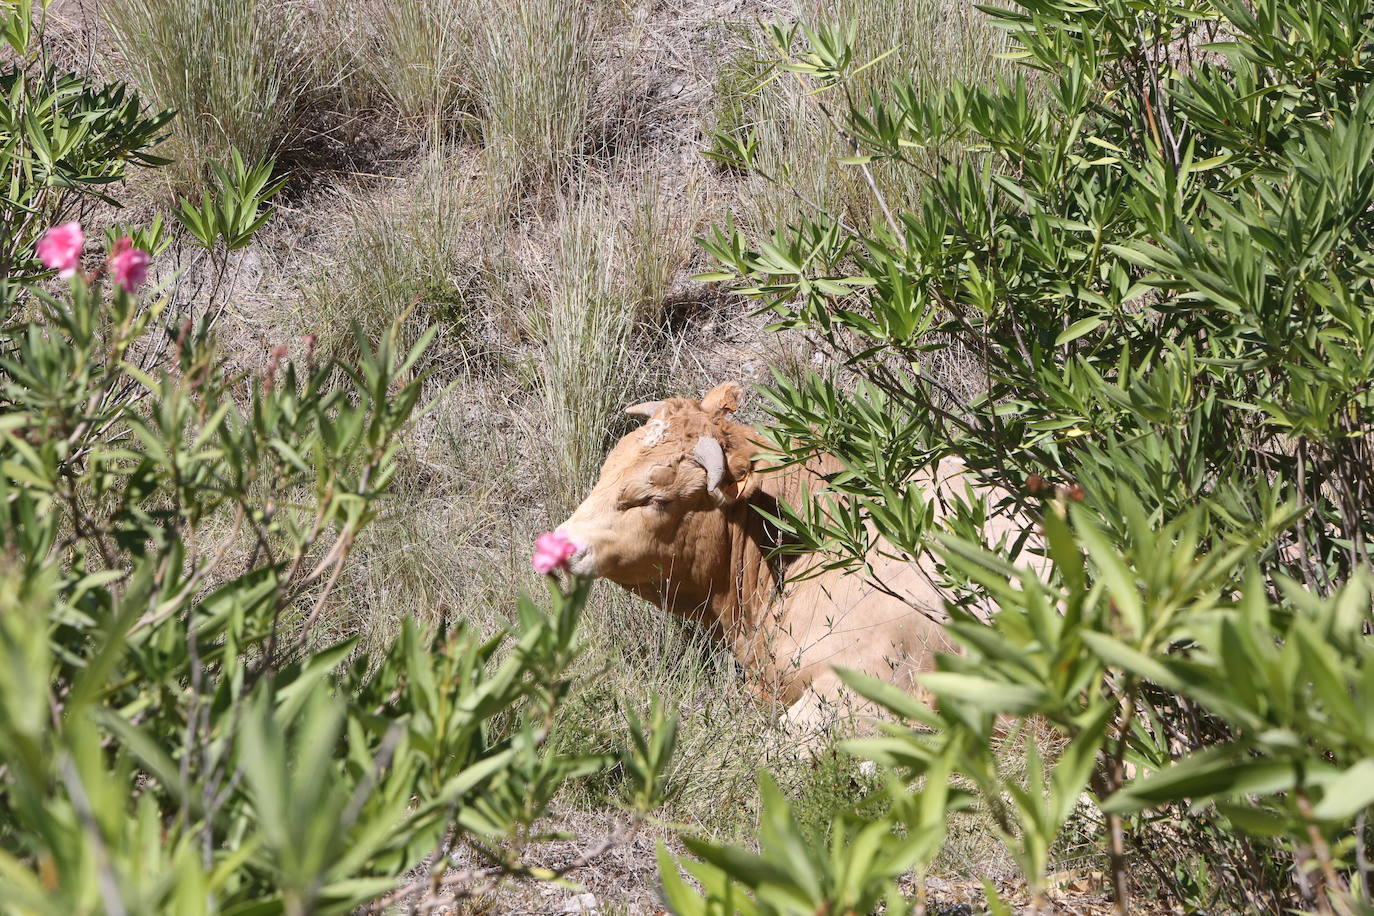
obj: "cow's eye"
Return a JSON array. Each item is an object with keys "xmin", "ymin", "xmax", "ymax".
[{"xmin": 616, "ymin": 494, "xmax": 670, "ymax": 511}]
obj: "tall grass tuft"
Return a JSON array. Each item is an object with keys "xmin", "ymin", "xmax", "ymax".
[
  {"xmin": 300, "ymin": 149, "xmax": 478, "ymax": 369},
  {"xmin": 104, "ymin": 0, "xmax": 305, "ymax": 192},
  {"xmin": 351, "ymin": 0, "xmax": 481, "ymax": 136},
  {"xmin": 474, "ymin": 0, "xmax": 597, "ymax": 206},
  {"xmin": 523, "ymin": 164, "xmax": 706, "ymax": 514},
  {"xmin": 623, "ymin": 166, "xmax": 702, "ymax": 318},
  {"xmin": 529, "ymin": 192, "xmax": 640, "ymax": 513}
]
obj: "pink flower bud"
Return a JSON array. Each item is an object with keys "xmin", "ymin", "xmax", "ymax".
[
  {"xmin": 532, "ymin": 530, "xmax": 580, "ymax": 575},
  {"xmin": 36, "ymin": 222, "xmax": 85, "ymax": 278},
  {"xmin": 109, "ymin": 237, "xmax": 150, "ymax": 293}
]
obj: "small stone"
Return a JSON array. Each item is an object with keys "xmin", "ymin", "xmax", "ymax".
[{"xmin": 561, "ymin": 892, "xmax": 599, "ymax": 914}]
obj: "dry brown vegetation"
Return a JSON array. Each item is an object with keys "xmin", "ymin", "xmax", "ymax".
[{"xmin": 39, "ymin": 0, "xmax": 1024, "ymax": 909}]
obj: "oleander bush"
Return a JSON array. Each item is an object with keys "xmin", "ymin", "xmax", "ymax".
[
  {"xmin": 0, "ymin": 1, "xmax": 171, "ymax": 297},
  {"xmin": 675, "ymin": 0, "xmax": 1374, "ymax": 911},
  {"xmin": 0, "ymin": 10, "xmax": 676, "ymax": 913}
]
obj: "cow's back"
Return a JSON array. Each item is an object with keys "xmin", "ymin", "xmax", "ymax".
[{"xmin": 752, "ymin": 457, "xmax": 1035, "ymax": 724}]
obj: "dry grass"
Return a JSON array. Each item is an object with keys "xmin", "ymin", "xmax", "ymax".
[
  {"xmin": 529, "ymin": 191, "xmax": 643, "ymax": 512},
  {"xmin": 474, "ymin": 0, "xmax": 599, "ymax": 207},
  {"xmin": 333, "ymin": 383, "xmax": 527, "ymax": 653},
  {"xmin": 296, "ymin": 147, "xmax": 480, "ymax": 369},
  {"xmin": 311, "ymin": 0, "xmax": 482, "ymax": 140},
  {"xmin": 357, "ymin": 0, "xmax": 481, "ymax": 135},
  {"xmin": 103, "ymin": 0, "xmax": 311, "ymax": 193},
  {"xmin": 522, "ymin": 168, "xmax": 704, "ymax": 513}
]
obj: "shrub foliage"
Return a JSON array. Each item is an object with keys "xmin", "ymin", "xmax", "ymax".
[
  {"xmin": 682, "ymin": 0, "xmax": 1374, "ymax": 911},
  {"xmin": 0, "ymin": 2, "xmax": 171, "ymax": 296}
]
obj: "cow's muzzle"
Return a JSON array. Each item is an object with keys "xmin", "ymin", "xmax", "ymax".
[{"xmin": 565, "ymin": 539, "xmax": 598, "ymax": 578}]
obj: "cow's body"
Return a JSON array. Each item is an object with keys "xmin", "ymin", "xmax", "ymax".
[{"xmin": 558, "ymin": 382, "xmax": 1021, "ymax": 728}]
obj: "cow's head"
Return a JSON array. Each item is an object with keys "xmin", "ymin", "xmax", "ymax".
[{"xmin": 557, "ymin": 382, "xmax": 762, "ymax": 595}]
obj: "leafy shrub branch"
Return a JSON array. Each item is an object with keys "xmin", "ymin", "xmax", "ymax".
[{"xmin": 677, "ymin": 0, "xmax": 1374, "ymax": 911}]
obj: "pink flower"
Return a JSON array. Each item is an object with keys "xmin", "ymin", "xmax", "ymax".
[
  {"xmin": 532, "ymin": 530, "xmax": 580, "ymax": 575},
  {"xmin": 36, "ymin": 222, "xmax": 85, "ymax": 278},
  {"xmin": 109, "ymin": 237, "xmax": 150, "ymax": 293}
]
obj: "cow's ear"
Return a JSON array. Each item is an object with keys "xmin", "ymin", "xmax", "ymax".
[
  {"xmin": 624, "ymin": 400, "xmax": 664, "ymax": 418},
  {"xmin": 701, "ymin": 382, "xmax": 742, "ymax": 414},
  {"xmin": 727, "ymin": 458, "xmax": 763, "ymax": 504}
]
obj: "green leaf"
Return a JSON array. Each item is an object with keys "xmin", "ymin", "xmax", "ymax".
[
  {"xmin": 1055, "ymin": 316, "xmax": 1104, "ymax": 347},
  {"xmin": 1050, "ymin": 701, "xmax": 1112, "ymax": 826},
  {"xmin": 1312, "ymin": 759, "xmax": 1374, "ymax": 821},
  {"xmin": 1080, "ymin": 631, "xmax": 1175, "ymax": 685},
  {"xmin": 919, "ymin": 672, "xmax": 1048, "ymax": 714},
  {"xmin": 836, "ymin": 666, "xmax": 944, "ymax": 727},
  {"xmin": 1215, "ymin": 802, "xmax": 1290, "ymax": 837},
  {"xmin": 656, "ymin": 844, "xmax": 710, "ymax": 915},
  {"xmin": 1104, "ymin": 749, "xmax": 1302, "ymax": 814}
]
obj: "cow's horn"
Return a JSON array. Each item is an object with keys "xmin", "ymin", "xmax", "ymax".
[
  {"xmin": 692, "ymin": 435, "xmax": 727, "ymax": 491},
  {"xmin": 624, "ymin": 400, "xmax": 664, "ymax": 418}
]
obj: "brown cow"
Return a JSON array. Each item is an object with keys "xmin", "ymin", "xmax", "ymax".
[{"xmin": 558, "ymin": 381, "xmax": 1019, "ymax": 729}]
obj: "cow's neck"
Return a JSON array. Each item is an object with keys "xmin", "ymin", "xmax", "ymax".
[
  {"xmin": 635, "ymin": 499, "xmax": 781, "ymax": 648},
  {"xmin": 629, "ymin": 451, "xmax": 839, "ymax": 692},
  {"xmin": 708, "ymin": 454, "xmax": 840, "ymax": 691}
]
